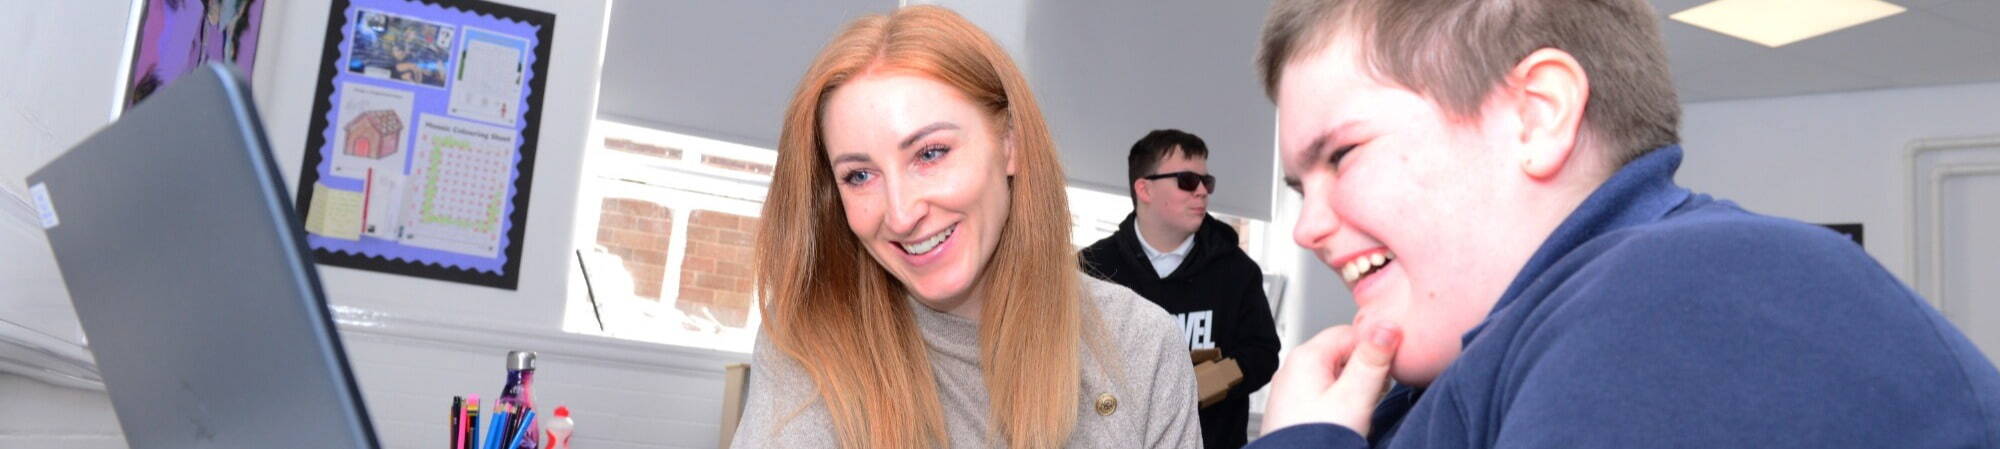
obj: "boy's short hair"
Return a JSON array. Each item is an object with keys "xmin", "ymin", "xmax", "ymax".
[
  {"xmin": 1257, "ymin": 0, "xmax": 1680, "ymax": 166},
  {"xmin": 1127, "ymin": 129, "xmax": 1210, "ymax": 204}
]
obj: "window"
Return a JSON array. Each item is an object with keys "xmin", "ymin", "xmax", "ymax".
[
  {"xmin": 566, "ymin": 120, "xmax": 772, "ymax": 353},
  {"xmin": 1066, "ymin": 186, "xmax": 1272, "ymax": 264},
  {"xmin": 566, "ymin": 120, "xmax": 1272, "ymax": 352}
]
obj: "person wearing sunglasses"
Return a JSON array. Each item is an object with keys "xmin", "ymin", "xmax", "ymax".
[{"xmin": 1082, "ymin": 129, "xmax": 1282, "ymax": 449}]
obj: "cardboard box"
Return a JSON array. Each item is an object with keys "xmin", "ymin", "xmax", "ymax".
[
  {"xmin": 1190, "ymin": 348, "xmax": 1222, "ymax": 365},
  {"xmin": 1193, "ymin": 358, "xmax": 1242, "ymax": 409},
  {"xmin": 719, "ymin": 363, "xmax": 750, "ymax": 448}
]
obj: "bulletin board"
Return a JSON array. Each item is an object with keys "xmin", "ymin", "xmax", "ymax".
[{"xmin": 293, "ymin": 0, "xmax": 554, "ymax": 289}]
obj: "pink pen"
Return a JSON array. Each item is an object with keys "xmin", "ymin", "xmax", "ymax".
[
  {"xmin": 455, "ymin": 397, "xmax": 468, "ymax": 449},
  {"xmin": 464, "ymin": 395, "xmax": 481, "ymax": 449}
]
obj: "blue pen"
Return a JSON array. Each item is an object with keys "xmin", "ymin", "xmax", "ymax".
[
  {"xmin": 482, "ymin": 406, "xmax": 512, "ymax": 449},
  {"xmin": 504, "ymin": 409, "xmax": 537, "ymax": 449}
]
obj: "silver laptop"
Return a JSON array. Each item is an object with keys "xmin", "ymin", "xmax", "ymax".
[{"xmin": 27, "ymin": 63, "xmax": 380, "ymax": 449}]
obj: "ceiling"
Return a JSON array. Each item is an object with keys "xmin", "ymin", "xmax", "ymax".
[{"xmin": 1656, "ymin": 0, "xmax": 2000, "ymax": 102}]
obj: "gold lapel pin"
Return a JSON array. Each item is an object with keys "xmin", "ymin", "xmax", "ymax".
[{"xmin": 1095, "ymin": 393, "xmax": 1118, "ymax": 416}]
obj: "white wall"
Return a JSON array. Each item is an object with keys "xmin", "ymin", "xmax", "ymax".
[
  {"xmin": 0, "ymin": 371, "xmax": 126, "ymax": 449},
  {"xmin": 1676, "ymin": 80, "xmax": 2000, "ymax": 283},
  {"xmin": 0, "ymin": 3, "xmax": 141, "ymax": 446},
  {"xmin": 257, "ymin": 0, "xmax": 605, "ymax": 333},
  {"xmin": 0, "ymin": 0, "xmax": 131, "ymax": 352},
  {"xmin": 334, "ymin": 310, "xmax": 747, "ymax": 449},
  {"xmin": 0, "ymin": 1, "xmax": 759, "ymax": 447}
]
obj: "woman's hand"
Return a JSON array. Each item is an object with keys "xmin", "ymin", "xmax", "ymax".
[{"xmin": 1259, "ymin": 321, "xmax": 1401, "ymax": 436}]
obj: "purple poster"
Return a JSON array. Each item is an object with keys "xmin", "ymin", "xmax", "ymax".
[
  {"xmin": 293, "ymin": 0, "xmax": 554, "ymax": 290},
  {"xmin": 127, "ymin": 0, "xmax": 266, "ymax": 110}
]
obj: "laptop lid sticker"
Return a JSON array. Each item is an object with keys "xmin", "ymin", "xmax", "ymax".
[{"xmin": 30, "ymin": 182, "xmax": 58, "ymax": 229}]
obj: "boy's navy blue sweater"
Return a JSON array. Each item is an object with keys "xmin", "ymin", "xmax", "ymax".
[{"xmin": 1250, "ymin": 146, "xmax": 2000, "ymax": 448}]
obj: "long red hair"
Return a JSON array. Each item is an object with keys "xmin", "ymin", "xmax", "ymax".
[{"xmin": 754, "ymin": 5, "xmax": 1085, "ymax": 449}]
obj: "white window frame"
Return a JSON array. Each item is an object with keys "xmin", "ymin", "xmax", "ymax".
[{"xmin": 568, "ymin": 120, "xmax": 776, "ymax": 353}]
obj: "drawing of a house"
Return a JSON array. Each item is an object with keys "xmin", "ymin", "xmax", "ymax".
[{"xmin": 343, "ymin": 109, "xmax": 403, "ymax": 159}]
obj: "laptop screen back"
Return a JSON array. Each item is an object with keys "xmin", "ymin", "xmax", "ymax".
[{"xmin": 27, "ymin": 63, "xmax": 379, "ymax": 449}]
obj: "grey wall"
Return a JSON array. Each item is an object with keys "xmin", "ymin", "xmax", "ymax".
[
  {"xmin": 1027, "ymin": 0, "xmax": 1277, "ymax": 220},
  {"xmin": 595, "ymin": 0, "xmax": 900, "ymax": 150},
  {"xmin": 913, "ymin": 0, "xmax": 1029, "ymax": 70},
  {"xmin": 1263, "ymin": 173, "xmax": 1356, "ymax": 357},
  {"xmin": 596, "ymin": 1, "xmax": 1280, "ymax": 220}
]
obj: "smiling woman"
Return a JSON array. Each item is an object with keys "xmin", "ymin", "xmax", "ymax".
[
  {"xmin": 734, "ymin": 5, "xmax": 1201, "ymax": 449},
  {"xmin": 820, "ymin": 74, "xmax": 1014, "ymax": 319}
]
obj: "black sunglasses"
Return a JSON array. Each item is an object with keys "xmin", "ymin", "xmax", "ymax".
[{"xmin": 1143, "ymin": 171, "xmax": 1217, "ymax": 193}]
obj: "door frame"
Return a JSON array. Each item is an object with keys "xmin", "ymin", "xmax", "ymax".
[{"xmin": 1907, "ymin": 135, "xmax": 2000, "ymax": 318}]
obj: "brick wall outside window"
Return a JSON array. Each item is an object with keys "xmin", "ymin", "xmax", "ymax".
[
  {"xmin": 678, "ymin": 210, "xmax": 759, "ymax": 327},
  {"xmin": 595, "ymin": 198, "xmax": 672, "ymax": 299},
  {"xmin": 700, "ymin": 154, "xmax": 774, "ymax": 176},
  {"xmin": 577, "ymin": 130, "xmax": 1267, "ymax": 353},
  {"xmin": 604, "ymin": 137, "xmax": 683, "ymax": 159}
]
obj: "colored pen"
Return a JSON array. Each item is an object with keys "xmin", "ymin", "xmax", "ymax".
[
  {"xmin": 464, "ymin": 395, "xmax": 481, "ymax": 449},
  {"xmin": 504, "ymin": 409, "xmax": 537, "ymax": 449},
  {"xmin": 450, "ymin": 396, "xmax": 464, "ymax": 449},
  {"xmin": 503, "ymin": 402, "xmax": 524, "ymax": 445},
  {"xmin": 483, "ymin": 405, "xmax": 512, "ymax": 449}
]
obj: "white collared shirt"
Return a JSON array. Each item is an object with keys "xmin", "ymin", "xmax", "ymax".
[{"xmin": 1135, "ymin": 224, "xmax": 1195, "ymax": 279}]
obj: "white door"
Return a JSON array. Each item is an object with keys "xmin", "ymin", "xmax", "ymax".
[
  {"xmin": 1941, "ymin": 169, "xmax": 2000, "ymax": 358},
  {"xmin": 1912, "ymin": 139, "xmax": 2000, "ymax": 360}
]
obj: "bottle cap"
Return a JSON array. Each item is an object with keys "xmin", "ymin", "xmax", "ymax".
[
  {"xmin": 507, "ymin": 351, "xmax": 537, "ymax": 371},
  {"xmin": 554, "ymin": 406, "xmax": 570, "ymax": 418}
]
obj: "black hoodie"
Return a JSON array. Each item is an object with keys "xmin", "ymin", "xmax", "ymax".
[{"xmin": 1081, "ymin": 213, "xmax": 1281, "ymax": 449}]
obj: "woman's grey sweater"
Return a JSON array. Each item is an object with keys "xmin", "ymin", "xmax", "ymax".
[{"xmin": 731, "ymin": 275, "xmax": 1203, "ymax": 448}]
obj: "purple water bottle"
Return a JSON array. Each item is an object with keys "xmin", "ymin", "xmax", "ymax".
[{"xmin": 498, "ymin": 351, "xmax": 539, "ymax": 449}]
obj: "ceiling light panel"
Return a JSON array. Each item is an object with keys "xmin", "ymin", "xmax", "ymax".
[{"xmin": 1670, "ymin": 0, "xmax": 1907, "ymax": 47}]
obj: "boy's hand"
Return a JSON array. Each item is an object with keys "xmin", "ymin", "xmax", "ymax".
[{"xmin": 1259, "ymin": 321, "xmax": 1401, "ymax": 436}]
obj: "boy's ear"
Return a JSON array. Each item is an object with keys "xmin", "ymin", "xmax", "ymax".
[
  {"xmin": 1133, "ymin": 177, "xmax": 1152, "ymax": 205},
  {"xmin": 1505, "ymin": 48, "xmax": 1588, "ymax": 180}
]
